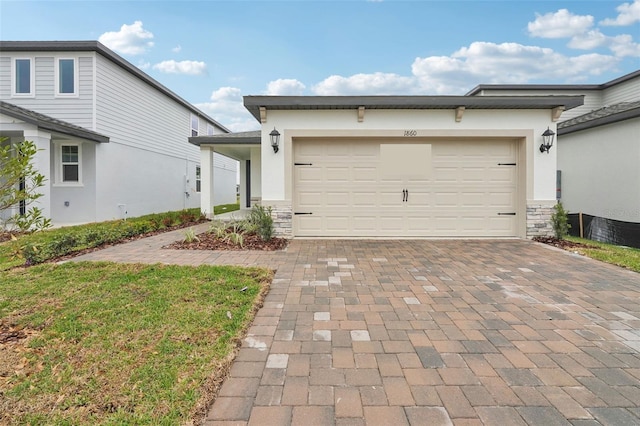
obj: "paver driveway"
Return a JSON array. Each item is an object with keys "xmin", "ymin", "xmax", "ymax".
[{"xmin": 74, "ymin": 230, "xmax": 640, "ymax": 425}]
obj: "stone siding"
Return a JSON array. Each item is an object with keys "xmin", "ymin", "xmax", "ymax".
[
  {"xmin": 526, "ymin": 203, "xmax": 555, "ymax": 238},
  {"xmin": 271, "ymin": 204, "xmax": 292, "ymax": 238}
]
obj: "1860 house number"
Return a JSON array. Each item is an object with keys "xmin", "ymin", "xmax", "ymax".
[{"xmin": 404, "ymin": 130, "xmax": 417, "ymax": 136}]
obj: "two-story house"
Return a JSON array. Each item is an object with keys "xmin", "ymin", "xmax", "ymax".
[
  {"xmin": 467, "ymin": 70, "xmax": 640, "ymax": 246},
  {"xmin": 0, "ymin": 40, "xmax": 237, "ymax": 227}
]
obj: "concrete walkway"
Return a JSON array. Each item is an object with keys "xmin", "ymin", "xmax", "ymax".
[{"xmin": 72, "ymin": 229, "xmax": 640, "ymax": 425}]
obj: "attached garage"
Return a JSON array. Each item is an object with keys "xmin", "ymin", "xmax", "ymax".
[
  {"xmin": 196, "ymin": 95, "xmax": 584, "ymax": 239},
  {"xmin": 294, "ymin": 138, "xmax": 519, "ymax": 237}
]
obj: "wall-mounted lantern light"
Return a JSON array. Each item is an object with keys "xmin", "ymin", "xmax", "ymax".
[
  {"xmin": 270, "ymin": 128, "xmax": 280, "ymax": 153},
  {"xmin": 539, "ymin": 127, "xmax": 555, "ymax": 153}
]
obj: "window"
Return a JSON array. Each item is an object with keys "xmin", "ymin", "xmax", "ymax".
[
  {"xmin": 191, "ymin": 114, "xmax": 199, "ymax": 136},
  {"xmin": 207, "ymin": 123, "xmax": 215, "ymax": 136},
  {"xmin": 196, "ymin": 166, "xmax": 201, "ymax": 192},
  {"xmin": 57, "ymin": 58, "xmax": 76, "ymax": 95},
  {"xmin": 58, "ymin": 144, "xmax": 81, "ymax": 184},
  {"xmin": 13, "ymin": 58, "xmax": 33, "ymax": 96}
]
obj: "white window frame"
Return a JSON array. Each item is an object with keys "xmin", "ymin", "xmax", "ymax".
[
  {"xmin": 11, "ymin": 57, "xmax": 35, "ymax": 97},
  {"xmin": 196, "ymin": 166, "xmax": 201, "ymax": 192},
  {"xmin": 54, "ymin": 142, "xmax": 83, "ymax": 186},
  {"xmin": 207, "ymin": 123, "xmax": 215, "ymax": 136},
  {"xmin": 191, "ymin": 114, "xmax": 199, "ymax": 136},
  {"xmin": 55, "ymin": 57, "xmax": 79, "ymax": 97}
]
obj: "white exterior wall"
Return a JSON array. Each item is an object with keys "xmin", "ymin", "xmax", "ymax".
[
  {"xmin": 603, "ymin": 76, "xmax": 640, "ymax": 105},
  {"xmin": 213, "ymin": 154, "xmax": 238, "ymax": 205},
  {"xmin": 261, "ymin": 108, "xmax": 558, "ymax": 204},
  {"xmin": 558, "ymin": 118, "xmax": 640, "ymax": 223},
  {"xmin": 0, "ymin": 53, "xmax": 95, "ymax": 129}
]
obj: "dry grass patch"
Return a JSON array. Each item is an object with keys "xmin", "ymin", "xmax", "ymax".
[{"xmin": 0, "ymin": 262, "xmax": 272, "ymax": 425}]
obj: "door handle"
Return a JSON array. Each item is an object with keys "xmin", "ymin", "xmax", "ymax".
[
  {"xmin": 406, "ymin": 189, "xmax": 409, "ymax": 202},
  {"xmin": 402, "ymin": 189, "xmax": 407, "ymax": 202}
]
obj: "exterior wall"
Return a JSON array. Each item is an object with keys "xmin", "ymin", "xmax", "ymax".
[
  {"xmin": 558, "ymin": 118, "xmax": 640, "ymax": 223},
  {"xmin": 260, "ymin": 108, "xmax": 557, "ymax": 238},
  {"xmin": 94, "ymin": 141, "xmax": 200, "ymax": 221},
  {"xmin": 603, "ymin": 75, "xmax": 640, "ymax": 105},
  {"xmin": 473, "ymin": 88, "xmax": 602, "ymax": 121},
  {"xmin": 213, "ymin": 154, "xmax": 238, "ymax": 205},
  {"xmin": 1, "ymin": 47, "xmax": 233, "ymax": 225},
  {"xmin": 0, "ymin": 52, "xmax": 95, "ymax": 130}
]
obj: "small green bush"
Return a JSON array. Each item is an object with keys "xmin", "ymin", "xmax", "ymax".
[
  {"xmin": 247, "ymin": 205, "xmax": 274, "ymax": 242},
  {"xmin": 551, "ymin": 202, "xmax": 571, "ymax": 240}
]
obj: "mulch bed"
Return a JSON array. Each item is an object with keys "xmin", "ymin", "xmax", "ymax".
[
  {"xmin": 532, "ymin": 236, "xmax": 588, "ymax": 250},
  {"xmin": 165, "ymin": 232, "xmax": 288, "ymax": 251}
]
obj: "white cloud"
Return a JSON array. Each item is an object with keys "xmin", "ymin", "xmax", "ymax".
[
  {"xmin": 313, "ymin": 72, "xmax": 418, "ymax": 95},
  {"xmin": 152, "ymin": 60, "xmax": 207, "ymax": 75},
  {"xmin": 528, "ymin": 9, "xmax": 594, "ymax": 39},
  {"xmin": 98, "ymin": 21, "xmax": 154, "ymax": 55},
  {"xmin": 601, "ymin": 0, "xmax": 640, "ymax": 26},
  {"xmin": 309, "ymin": 41, "xmax": 619, "ymax": 97},
  {"xmin": 569, "ymin": 31, "xmax": 640, "ymax": 57},
  {"xmin": 195, "ymin": 87, "xmax": 259, "ymax": 132},
  {"xmin": 172, "ymin": 44, "xmax": 182, "ymax": 53},
  {"xmin": 137, "ymin": 60, "xmax": 151, "ymax": 70},
  {"xmin": 265, "ymin": 79, "xmax": 306, "ymax": 95}
]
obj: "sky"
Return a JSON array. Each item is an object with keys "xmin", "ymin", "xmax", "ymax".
[{"xmin": 1, "ymin": 0, "xmax": 639, "ymax": 131}]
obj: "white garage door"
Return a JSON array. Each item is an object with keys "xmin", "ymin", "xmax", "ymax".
[{"xmin": 294, "ymin": 139, "xmax": 518, "ymax": 237}]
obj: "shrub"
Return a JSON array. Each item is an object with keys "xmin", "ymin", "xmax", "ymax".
[
  {"xmin": 247, "ymin": 205, "xmax": 274, "ymax": 241},
  {"xmin": 183, "ymin": 227, "xmax": 200, "ymax": 243},
  {"xmin": 551, "ymin": 202, "xmax": 571, "ymax": 240}
]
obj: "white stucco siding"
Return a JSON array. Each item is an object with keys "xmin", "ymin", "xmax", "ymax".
[
  {"xmin": 0, "ymin": 52, "xmax": 95, "ymax": 130},
  {"xmin": 558, "ymin": 118, "xmax": 640, "ymax": 223},
  {"xmin": 95, "ymin": 55, "xmax": 199, "ymax": 163},
  {"xmin": 94, "ymin": 142, "xmax": 200, "ymax": 221},
  {"xmin": 50, "ymin": 141, "xmax": 97, "ymax": 225},
  {"xmin": 262, "ymin": 108, "xmax": 557, "ymax": 203}
]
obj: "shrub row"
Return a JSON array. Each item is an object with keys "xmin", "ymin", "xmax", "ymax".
[{"xmin": 15, "ymin": 208, "xmax": 205, "ymax": 265}]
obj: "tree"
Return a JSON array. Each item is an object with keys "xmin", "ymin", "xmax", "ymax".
[{"xmin": 0, "ymin": 137, "xmax": 51, "ymax": 231}]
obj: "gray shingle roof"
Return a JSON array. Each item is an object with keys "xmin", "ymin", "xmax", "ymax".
[
  {"xmin": 1, "ymin": 101, "xmax": 110, "ymax": 143},
  {"xmin": 558, "ymin": 101, "xmax": 640, "ymax": 135}
]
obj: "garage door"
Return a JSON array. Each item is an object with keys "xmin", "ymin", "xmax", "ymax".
[{"xmin": 294, "ymin": 139, "xmax": 518, "ymax": 237}]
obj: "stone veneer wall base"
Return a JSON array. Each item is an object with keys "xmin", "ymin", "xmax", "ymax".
[{"xmin": 526, "ymin": 203, "xmax": 555, "ymax": 238}]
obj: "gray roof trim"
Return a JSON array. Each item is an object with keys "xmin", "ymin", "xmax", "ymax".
[
  {"xmin": 244, "ymin": 95, "xmax": 584, "ymax": 122},
  {"xmin": 558, "ymin": 101, "xmax": 640, "ymax": 136},
  {"xmin": 466, "ymin": 70, "xmax": 640, "ymax": 96},
  {"xmin": 189, "ymin": 130, "xmax": 261, "ymax": 146},
  {"xmin": 0, "ymin": 41, "xmax": 230, "ymax": 133},
  {"xmin": 1, "ymin": 101, "xmax": 110, "ymax": 143}
]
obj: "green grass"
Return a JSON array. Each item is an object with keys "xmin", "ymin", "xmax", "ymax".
[
  {"xmin": 566, "ymin": 236, "xmax": 640, "ymax": 273},
  {"xmin": 0, "ymin": 208, "xmax": 205, "ymax": 270},
  {"xmin": 0, "ymin": 262, "xmax": 272, "ymax": 425},
  {"xmin": 213, "ymin": 203, "xmax": 240, "ymax": 215}
]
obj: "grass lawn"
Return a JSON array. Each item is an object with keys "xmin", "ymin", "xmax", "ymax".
[
  {"xmin": 0, "ymin": 262, "xmax": 272, "ymax": 425},
  {"xmin": 213, "ymin": 203, "xmax": 240, "ymax": 215},
  {"xmin": 566, "ymin": 236, "xmax": 640, "ymax": 273}
]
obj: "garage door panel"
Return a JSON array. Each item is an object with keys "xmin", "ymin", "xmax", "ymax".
[{"xmin": 294, "ymin": 139, "xmax": 518, "ymax": 237}]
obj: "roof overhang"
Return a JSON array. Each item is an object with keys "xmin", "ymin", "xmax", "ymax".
[
  {"xmin": 189, "ymin": 130, "xmax": 261, "ymax": 146},
  {"xmin": 1, "ymin": 101, "xmax": 109, "ymax": 143},
  {"xmin": 558, "ymin": 101, "xmax": 640, "ymax": 136},
  {"xmin": 244, "ymin": 95, "xmax": 585, "ymax": 122}
]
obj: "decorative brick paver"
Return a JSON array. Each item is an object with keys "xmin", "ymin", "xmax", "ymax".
[{"xmin": 72, "ymin": 230, "xmax": 640, "ymax": 425}]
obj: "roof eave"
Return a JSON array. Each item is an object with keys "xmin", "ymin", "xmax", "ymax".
[{"xmin": 559, "ymin": 107, "xmax": 640, "ymax": 136}]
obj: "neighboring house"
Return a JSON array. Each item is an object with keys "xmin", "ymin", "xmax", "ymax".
[
  {"xmin": 467, "ymin": 71, "xmax": 640, "ymax": 245},
  {"xmin": 192, "ymin": 95, "xmax": 583, "ymax": 239},
  {"xmin": 0, "ymin": 40, "xmax": 237, "ymax": 227}
]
